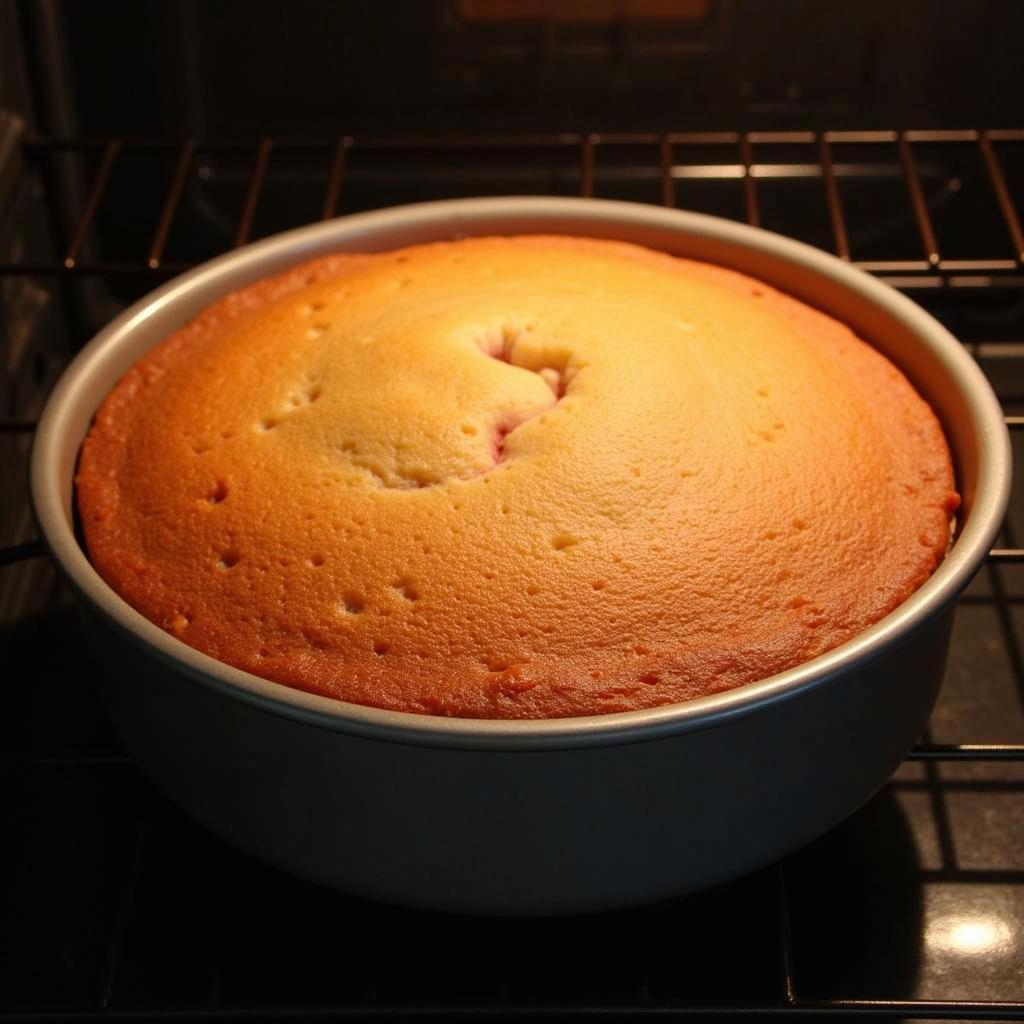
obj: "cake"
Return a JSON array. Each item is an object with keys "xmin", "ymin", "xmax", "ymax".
[{"xmin": 76, "ymin": 236, "xmax": 959, "ymax": 719}]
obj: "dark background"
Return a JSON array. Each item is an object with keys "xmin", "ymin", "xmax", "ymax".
[{"xmin": 10, "ymin": 0, "xmax": 1024, "ymax": 139}]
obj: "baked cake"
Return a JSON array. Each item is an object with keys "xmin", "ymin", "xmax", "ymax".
[{"xmin": 76, "ymin": 236, "xmax": 959, "ymax": 718}]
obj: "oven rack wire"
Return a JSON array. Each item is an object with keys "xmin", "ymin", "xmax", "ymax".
[{"xmin": 1, "ymin": 128, "xmax": 1023, "ymax": 1022}]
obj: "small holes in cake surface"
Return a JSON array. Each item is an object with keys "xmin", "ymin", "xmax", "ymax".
[
  {"xmin": 257, "ymin": 416, "xmax": 281, "ymax": 432},
  {"xmin": 461, "ymin": 423, "xmax": 478, "ymax": 436},
  {"xmin": 340, "ymin": 593, "xmax": 364, "ymax": 615},
  {"xmin": 217, "ymin": 550, "xmax": 240, "ymax": 570},
  {"xmin": 287, "ymin": 382, "xmax": 323, "ymax": 408},
  {"xmin": 393, "ymin": 578, "xmax": 420, "ymax": 602},
  {"xmin": 206, "ymin": 480, "xmax": 229, "ymax": 504},
  {"xmin": 310, "ymin": 554, "xmax": 325, "ymax": 568},
  {"xmin": 373, "ymin": 640, "xmax": 390, "ymax": 656},
  {"xmin": 591, "ymin": 579, "xmax": 607, "ymax": 590},
  {"xmin": 552, "ymin": 533, "xmax": 579, "ymax": 552}
]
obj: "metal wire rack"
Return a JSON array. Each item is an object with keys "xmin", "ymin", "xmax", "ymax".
[{"xmin": 2, "ymin": 128, "xmax": 1023, "ymax": 1021}]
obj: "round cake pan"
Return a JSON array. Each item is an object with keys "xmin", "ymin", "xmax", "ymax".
[{"xmin": 31, "ymin": 198, "xmax": 1011, "ymax": 914}]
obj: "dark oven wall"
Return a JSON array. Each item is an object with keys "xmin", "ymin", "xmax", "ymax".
[{"xmin": 35, "ymin": 0, "xmax": 1024, "ymax": 138}]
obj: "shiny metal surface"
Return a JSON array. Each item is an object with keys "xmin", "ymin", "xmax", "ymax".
[{"xmin": 29, "ymin": 198, "xmax": 1012, "ymax": 912}]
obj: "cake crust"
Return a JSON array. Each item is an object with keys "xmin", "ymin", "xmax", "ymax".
[{"xmin": 76, "ymin": 236, "xmax": 959, "ymax": 718}]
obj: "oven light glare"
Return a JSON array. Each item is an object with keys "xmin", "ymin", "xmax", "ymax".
[{"xmin": 928, "ymin": 914, "xmax": 1015, "ymax": 956}]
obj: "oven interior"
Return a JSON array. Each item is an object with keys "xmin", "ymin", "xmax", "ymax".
[{"xmin": 1, "ymin": 1, "xmax": 1023, "ymax": 1019}]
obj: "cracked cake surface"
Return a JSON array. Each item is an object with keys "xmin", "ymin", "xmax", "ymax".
[{"xmin": 76, "ymin": 235, "xmax": 959, "ymax": 718}]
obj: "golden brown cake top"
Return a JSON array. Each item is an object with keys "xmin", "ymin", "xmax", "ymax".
[{"xmin": 77, "ymin": 236, "xmax": 958, "ymax": 718}]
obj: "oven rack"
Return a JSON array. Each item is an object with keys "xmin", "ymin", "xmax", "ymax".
[
  {"xmin": 0, "ymin": 129, "xmax": 1020, "ymax": 275},
  {"xmin": 1, "ymin": 128, "xmax": 1023, "ymax": 1022}
]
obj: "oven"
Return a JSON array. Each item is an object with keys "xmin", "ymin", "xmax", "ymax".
[{"xmin": 2, "ymin": 0, "xmax": 1023, "ymax": 1019}]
